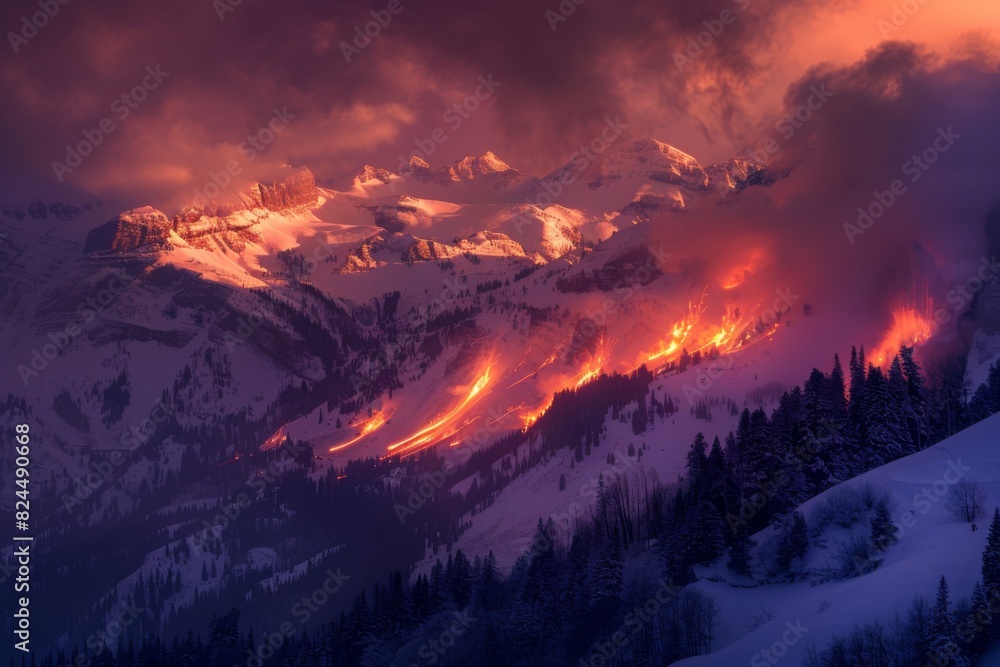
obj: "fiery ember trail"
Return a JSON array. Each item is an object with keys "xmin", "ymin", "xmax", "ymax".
[
  {"xmin": 260, "ymin": 426, "xmax": 288, "ymax": 451},
  {"xmin": 644, "ymin": 303, "xmax": 702, "ymax": 365},
  {"xmin": 873, "ymin": 301, "xmax": 935, "ymax": 365},
  {"xmin": 386, "ymin": 365, "xmax": 493, "ymax": 455},
  {"xmin": 639, "ymin": 291, "xmax": 783, "ymax": 374},
  {"xmin": 563, "ymin": 336, "xmax": 614, "ymax": 391},
  {"xmin": 329, "ymin": 410, "xmax": 388, "ymax": 452}
]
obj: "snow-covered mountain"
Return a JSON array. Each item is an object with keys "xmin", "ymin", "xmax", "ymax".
[{"xmin": 2, "ymin": 134, "xmax": 997, "ymax": 662}]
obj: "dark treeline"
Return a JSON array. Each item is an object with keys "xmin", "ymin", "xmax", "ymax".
[{"xmin": 31, "ymin": 346, "xmax": 1000, "ymax": 666}]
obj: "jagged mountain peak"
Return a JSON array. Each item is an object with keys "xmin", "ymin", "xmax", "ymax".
[
  {"xmin": 610, "ymin": 134, "xmax": 703, "ymax": 168},
  {"xmin": 453, "ymin": 151, "xmax": 513, "ymax": 177},
  {"xmin": 83, "ymin": 206, "xmax": 172, "ymax": 254}
]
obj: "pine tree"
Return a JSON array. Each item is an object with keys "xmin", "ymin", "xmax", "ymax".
[
  {"xmin": 706, "ymin": 436, "xmax": 729, "ymax": 520},
  {"xmin": 477, "ymin": 551, "xmax": 500, "ymax": 611},
  {"xmin": 888, "ymin": 355, "xmax": 917, "ymax": 455},
  {"xmin": 727, "ymin": 526, "xmax": 757, "ymax": 577},
  {"xmin": 983, "ymin": 507, "xmax": 1000, "ymax": 598},
  {"xmin": 969, "ymin": 582, "xmax": 991, "ymax": 655},
  {"xmin": 685, "ymin": 433, "xmax": 709, "ymax": 505},
  {"xmin": 776, "ymin": 512, "xmax": 809, "ymax": 580},
  {"xmin": 741, "ymin": 408, "xmax": 779, "ymax": 490},
  {"xmin": 869, "ymin": 497, "xmax": 898, "ymax": 565},
  {"xmin": 802, "ymin": 372, "xmax": 836, "ymax": 491},
  {"xmin": 207, "ymin": 609, "xmax": 242, "ymax": 665},
  {"xmin": 689, "ymin": 502, "xmax": 725, "ymax": 566},
  {"xmin": 900, "ymin": 346, "xmax": 929, "ymax": 450},
  {"xmin": 450, "ymin": 549, "xmax": 472, "ymax": 608},
  {"xmin": 429, "ymin": 559, "xmax": 445, "ymax": 611},
  {"xmin": 862, "ymin": 365, "xmax": 908, "ymax": 468},
  {"xmin": 590, "ymin": 528, "xmax": 624, "ymax": 631},
  {"xmin": 927, "ymin": 576, "xmax": 968, "ymax": 666},
  {"xmin": 733, "ymin": 409, "xmax": 753, "ymax": 490},
  {"xmin": 848, "ymin": 346, "xmax": 869, "ymax": 472}
]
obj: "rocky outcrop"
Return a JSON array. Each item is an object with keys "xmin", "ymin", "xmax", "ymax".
[
  {"xmin": 405, "ymin": 152, "xmax": 534, "ymax": 190},
  {"xmin": 83, "ymin": 206, "xmax": 172, "ymax": 253},
  {"xmin": 248, "ymin": 167, "xmax": 319, "ymax": 211}
]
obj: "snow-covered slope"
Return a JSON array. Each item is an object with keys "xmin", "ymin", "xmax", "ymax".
[{"xmin": 675, "ymin": 413, "xmax": 1000, "ymax": 665}]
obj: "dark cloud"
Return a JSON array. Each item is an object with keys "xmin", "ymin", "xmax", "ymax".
[
  {"xmin": 653, "ymin": 43, "xmax": 1000, "ymax": 351},
  {"xmin": 0, "ymin": 0, "xmax": 851, "ymax": 207}
]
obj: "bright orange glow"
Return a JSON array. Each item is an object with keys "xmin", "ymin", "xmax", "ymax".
[
  {"xmin": 721, "ymin": 249, "xmax": 768, "ymax": 290},
  {"xmin": 561, "ymin": 335, "xmax": 613, "ymax": 391},
  {"xmin": 638, "ymin": 291, "xmax": 783, "ymax": 373},
  {"xmin": 644, "ymin": 300, "xmax": 704, "ymax": 365},
  {"xmin": 329, "ymin": 409, "xmax": 388, "ymax": 452},
  {"xmin": 386, "ymin": 365, "xmax": 493, "ymax": 454},
  {"xmin": 260, "ymin": 426, "xmax": 288, "ymax": 451},
  {"xmin": 508, "ymin": 343, "xmax": 564, "ymax": 388},
  {"xmin": 872, "ymin": 298, "xmax": 936, "ymax": 365},
  {"xmin": 520, "ymin": 402, "xmax": 549, "ymax": 429}
]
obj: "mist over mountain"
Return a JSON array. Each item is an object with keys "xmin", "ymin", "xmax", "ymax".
[{"xmin": 2, "ymin": 2, "xmax": 1000, "ymax": 666}]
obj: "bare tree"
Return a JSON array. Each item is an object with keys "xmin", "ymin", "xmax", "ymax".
[{"xmin": 945, "ymin": 478, "xmax": 987, "ymax": 522}]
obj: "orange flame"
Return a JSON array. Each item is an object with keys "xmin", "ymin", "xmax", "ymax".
[
  {"xmin": 872, "ymin": 300, "xmax": 935, "ymax": 365},
  {"xmin": 329, "ymin": 410, "xmax": 388, "ymax": 452},
  {"xmin": 644, "ymin": 300, "xmax": 704, "ymax": 366},
  {"xmin": 386, "ymin": 365, "xmax": 493, "ymax": 455},
  {"xmin": 639, "ymin": 292, "xmax": 781, "ymax": 373},
  {"xmin": 562, "ymin": 335, "xmax": 613, "ymax": 391},
  {"xmin": 260, "ymin": 425, "xmax": 288, "ymax": 451}
]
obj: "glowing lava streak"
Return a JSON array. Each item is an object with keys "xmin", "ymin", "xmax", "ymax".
[
  {"xmin": 643, "ymin": 298, "xmax": 706, "ymax": 366},
  {"xmin": 872, "ymin": 303, "xmax": 935, "ymax": 365},
  {"xmin": 520, "ymin": 402, "xmax": 549, "ymax": 429},
  {"xmin": 386, "ymin": 366, "xmax": 493, "ymax": 455},
  {"xmin": 638, "ymin": 294, "xmax": 784, "ymax": 375},
  {"xmin": 328, "ymin": 410, "xmax": 388, "ymax": 452},
  {"xmin": 260, "ymin": 426, "xmax": 288, "ymax": 451},
  {"xmin": 563, "ymin": 336, "xmax": 614, "ymax": 391}
]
